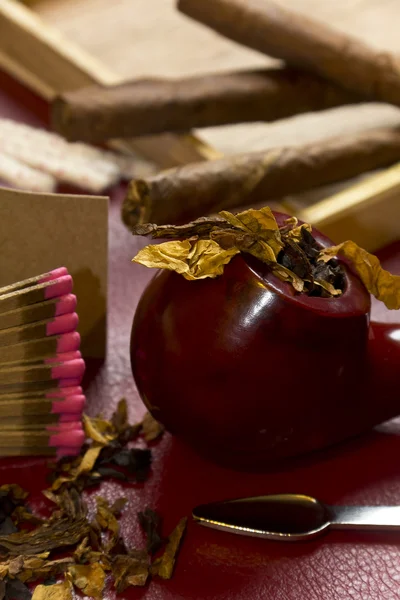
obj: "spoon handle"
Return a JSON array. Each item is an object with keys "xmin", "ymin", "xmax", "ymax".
[{"xmin": 329, "ymin": 505, "xmax": 400, "ymax": 531}]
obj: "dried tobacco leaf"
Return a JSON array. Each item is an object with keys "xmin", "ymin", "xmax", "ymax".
[
  {"xmin": 0, "ymin": 486, "xmax": 29, "ymax": 536},
  {"xmin": 141, "ymin": 412, "xmax": 165, "ymax": 442},
  {"xmin": 0, "ymin": 490, "xmax": 88, "ymax": 556},
  {"xmin": 131, "ymin": 216, "xmax": 229, "ymax": 239},
  {"xmin": 11, "ymin": 507, "xmax": 43, "ymax": 528},
  {"xmin": 32, "ymin": 580, "xmax": 72, "ymax": 600},
  {"xmin": 151, "ymin": 517, "xmax": 187, "ymax": 580},
  {"xmin": 138, "ymin": 508, "xmax": 163, "ymax": 554},
  {"xmin": 68, "ymin": 563, "xmax": 105, "ymax": 599},
  {"xmin": 112, "ymin": 552, "xmax": 149, "ymax": 592},
  {"xmin": 219, "ymin": 207, "xmax": 283, "ymax": 256},
  {"xmin": 83, "ymin": 415, "xmax": 115, "ymax": 445},
  {"xmin": 93, "ymin": 497, "xmax": 120, "ymax": 552},
  {"xmin": 319, "ymin": 240, "xmax": 400, "ymax": 309},
  {"xmin": 133, "ymin": 239, "xmax": 239, "ymax": 281},
  {"xmin": 111, "ymin": 397, "xmax": 129, "ymax": 433}
]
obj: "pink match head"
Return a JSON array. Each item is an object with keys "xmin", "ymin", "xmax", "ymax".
[
  {"xmin": 51, "ymin": 358, "xmax": 85, "ymax": 381},
  {"xmin": 44, "ymin": 275, "xmax": 73, "ymax": 300},
  {"xmin": 51, "ymin": 394, "xmax": 86, "ymax": 413},
  {"xmin": 46, "ymin": 386, "xmax": 82, "ymax": 398},
  {"xmin": 55, "ymin": 294, "xmax": 77, "ymax": 316},
  {"xmin": 58, "ymin": 413, "xmax": 83, "ymax": 422},
  {"xmin": 46, "ymin": 313, "xmax": 79, "ymax": 336},
  {"xmin": 40, "ymin": 267, "xmax": 68, "ymax": 283},
  {"xmin": 49, "ymin": 428, "xmax": 85, "ymax": 448},
  {"xmin": 45, "ymin": 351, "xmax": 81, "ymax": 364},
  {"xmin": 57, "ymin": 377, "xmax": 83, "ymax": 388},
  {"xmin": 56, "ymin": 332, "xmax": 80, "ymax": 353}
]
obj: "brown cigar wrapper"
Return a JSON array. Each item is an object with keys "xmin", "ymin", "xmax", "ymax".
[
  {"xmin": 0, "ymin": 337, "xmax": 59, "ymax": 363},
  {"xmin": 0, "ymin": 297, "xmax": 61, "ymax": 330},
  {"xmin": 52, "ymin": 68, "xmax": 363, "ymax": 143},
  {"xmin": 122, "ymin": 125, "xmax": 400, "ymax": 227},
  {"xmin": 178, "ymin": 0, "xmax": 400, "ymax": 107}
]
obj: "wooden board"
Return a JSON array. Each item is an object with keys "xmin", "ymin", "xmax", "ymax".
[{"xmin": 1, "ymin": 0, "xmax": 400, "ymax": 250}]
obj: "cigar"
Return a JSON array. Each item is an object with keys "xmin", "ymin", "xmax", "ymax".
[
  {"xmin": 178, "ymin": 0, "xmax": 400, "ymax": 107},
  {"xmin": 52, "ymin": 68, "xmax": 363, "ymax": 143},
  {"xmin": 0, "ymin": 295, "xmax": 77, "ymax": 330},
  {"xmin": 122, "ymin": 125, "xmax": 400, "ymax": 227},
  {"xmin": 0, "ymin": 332, "xmax": 80, "ymax": 363},
  {"xmin": 0, "ymin": 151, "xmax": 56, "ymax": 193},
  {"xmin": 0, "ymin": 313, "xmax": 79, "ymax": 348}
]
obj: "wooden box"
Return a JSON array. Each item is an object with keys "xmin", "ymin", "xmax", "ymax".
[{"xmin": 0, "ymin": 0, "xmax": 399, "ymax": 251}]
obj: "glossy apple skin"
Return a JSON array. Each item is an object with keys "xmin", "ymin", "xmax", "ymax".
[{"xmin": 130, "ymin": 213, "xmax": 400, "ymax": 468}]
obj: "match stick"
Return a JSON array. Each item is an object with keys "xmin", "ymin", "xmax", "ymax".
[
  {"xmin": 0, "ymin": 386, "xmax": 82, "ymax": 401},
  {"xmin": 0, "ymin": 332, "xmax": 81, "ymax": 363},
  {"xmin": 0, "ymin": 396, "xmax": 85, "ymax": 417},
  {"xmin": 0, "ymin": 378, "xmax": 83, "ymax": 394},
  {"xmin": 0, "ymin": 358, "xmax": 85, "ymax": 385},
  {"xmin": 0, "ymin": 313, "xmax": 79, "ymax": 348},
  {"xmin": 0, "ymin": 351, "xmax": 82, "ymax": 368},
  {"xmin": 0, "ymin": 275, "xmax": 73, "ymax": 314},
  {"xmin": 0, "ymin": 268, "xmax": 68, "ymax": 295},
  {"xmin": 0, "ymin": 423, "xmax": 85, "ymax": 450},
  {"xmin": 0, "ymin": 294, "xmax": 77, "ymax": 330}
]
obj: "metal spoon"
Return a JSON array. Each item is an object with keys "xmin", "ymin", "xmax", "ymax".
[{"xmin": 192, "ymin": 493, "xmax": 400, "ymax": 541}]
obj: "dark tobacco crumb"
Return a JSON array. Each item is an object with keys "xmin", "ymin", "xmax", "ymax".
[
  {"xmin": 278, "ymin": 227, "xmax": 345, "ymax": 297},
  {"xmin": 0, "ymin": 401, "xmax": 185, "ymax": 598},
  {"xmin": 138, "ymin": 508, "xmax": 163, "ymax": 554}
]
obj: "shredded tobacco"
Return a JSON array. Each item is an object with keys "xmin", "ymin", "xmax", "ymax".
[
  {"xmin": 132, "ymin": 206, "xmax": 400, "ymax": 308},
  {"xmin": 0, "ymin": 402, "xmax": 186, "ymax": 599}
]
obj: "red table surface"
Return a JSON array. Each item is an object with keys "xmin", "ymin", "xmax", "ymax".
[{"xmin": 1, "ymin": 69, "xmax": 400, "ymax": 600}]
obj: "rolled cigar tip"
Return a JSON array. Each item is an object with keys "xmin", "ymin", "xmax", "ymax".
[
  {"xmin": 51, "ymin": 95, "xmax": 75, "ymax": 141},
  {"xmin": 122, "ymin": 180, "xmax": 152, "ymax": 229}
]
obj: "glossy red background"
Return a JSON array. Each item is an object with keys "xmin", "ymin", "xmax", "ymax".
[{"xmin": 1, "ymin": 69, "xmax": 400, "ymax": 599}]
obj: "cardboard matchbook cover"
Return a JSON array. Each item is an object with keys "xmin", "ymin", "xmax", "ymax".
[{"xmin": 0, "ymin": 187, "xmax": 108, "ymax": 358}]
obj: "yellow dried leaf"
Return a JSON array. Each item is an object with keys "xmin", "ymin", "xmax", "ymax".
[
  {"xmin": 83, "ymin": 414, "xmax": 114, "ymax": 445},
  {"xmin": 68, "ymin": 563, "xmax": 105, "ymax": 599},
  {"xmin": 219, "ymin": 207, "xmax": 283, "ymax": 257},
  {"xmin": 271, "ymin": 264, "xmax": 305, "ymax": 293},
  {"xmin": 286, "ymin": 222, "xmax": 312, "ymax": 243},
  {"xmin": 152, "ymin": 517, "xmax": 187, "ymax": 580},
  {"xmin": 141, "ymin": 412, "xmax": 165, "ymax": 442},
  {"xmin": 32, "ymin": 580, "xmax": 72, "ymax": 600},
  {"xmin": 133, "ymin": 239, "xmax": 239, "ymax": 280},
  {"xmin": 0, "ymin": 484, "xmax": 28, "ymax": 500},
  {"xmin": 74, "ymin": 446, "xmax": 102, "ymax": 477},
  {"xmin": 319, "ymin": 241, "xmax": 400, "ymax": 309}
]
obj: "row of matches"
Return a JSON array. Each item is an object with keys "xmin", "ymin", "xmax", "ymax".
[{"xmin": 0, "ymin": 267, "xmax": 86, "ymax": 458}]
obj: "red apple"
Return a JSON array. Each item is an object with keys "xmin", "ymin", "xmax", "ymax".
[{"xmin": 130, "ymin": 213, "xmax": 400, "ymax": 468}]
